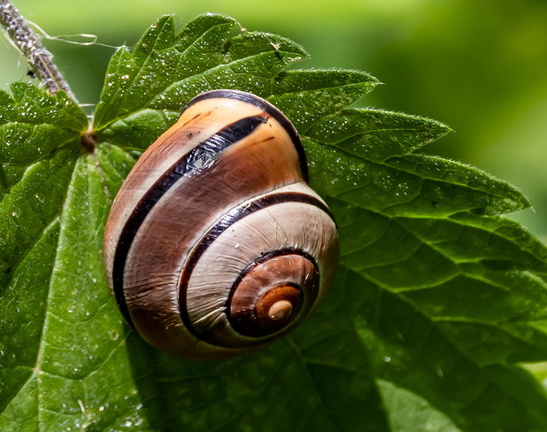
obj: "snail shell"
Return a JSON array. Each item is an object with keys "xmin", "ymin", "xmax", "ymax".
[{"xmin": 103, "ymin": 90, "xmax": 339, "ymax": 359}]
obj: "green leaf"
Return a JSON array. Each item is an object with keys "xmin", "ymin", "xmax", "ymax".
[
  {"xmin": 348, "ymin": 267, "xmax": 547, "ymax": 431},
  {"xmin": 377, "ymin": 380, "xmax": 463, "ymax": 432},
  {"xmin": 2, "ymin": 12, "xmax": 547, "ymax": 431},
  {"xmin": 93, "ymin": 13, "xmax": 309, "ymax": 146}
]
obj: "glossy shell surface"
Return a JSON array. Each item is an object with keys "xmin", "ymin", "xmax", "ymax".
[{"xmin": 104, "ymin": 90, "xmax": 339, "ymax": 359}]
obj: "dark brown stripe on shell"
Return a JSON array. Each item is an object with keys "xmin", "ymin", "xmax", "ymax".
[
  {"xmin": 186, "ymin": 90, "xmax": 308, "ymax": 181},
  {"xmin": 112, "ymin": 114, "xmax": 268, "ymax": 326},
  {"xmin": 178, "ymin": 192, "xmax": 333, "ymax": 339}
]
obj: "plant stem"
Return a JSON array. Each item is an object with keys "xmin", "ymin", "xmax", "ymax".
[{"xmin": 0, "ymin": 0, "xmax": 78, "ymax": 102}]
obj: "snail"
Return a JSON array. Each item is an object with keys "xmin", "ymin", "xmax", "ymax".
[{"xmin": 103, "ymin": 90, "xmax": 339, "ymax": 360}]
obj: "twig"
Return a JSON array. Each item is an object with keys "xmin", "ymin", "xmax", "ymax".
[{"xmin": 0, "ymin": 0, "xmax": 78, "ymax": 102}]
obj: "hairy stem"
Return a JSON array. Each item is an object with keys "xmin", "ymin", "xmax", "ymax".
[{"xmin": 0, "ymin": 0, "xmax": 78, "ymax": 102}]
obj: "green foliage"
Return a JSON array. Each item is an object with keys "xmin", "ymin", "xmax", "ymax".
[{"xmin": 1, "ymin": 13, "xmax": 547, "ymax": 431}]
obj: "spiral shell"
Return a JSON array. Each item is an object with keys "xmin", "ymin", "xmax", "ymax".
[{"xmin": 103, "ymin": 90, "xmax": 339, "ymax": 359}]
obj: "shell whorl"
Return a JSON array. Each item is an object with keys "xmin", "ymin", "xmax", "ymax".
[{"xmin": 104, "ymin": 90, "xmax": 339, "ymax": 359}]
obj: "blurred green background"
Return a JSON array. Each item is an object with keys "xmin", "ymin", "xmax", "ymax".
[{"xmin": 2, "ymin": 0, "xmax": 547, "ymax": 239}]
